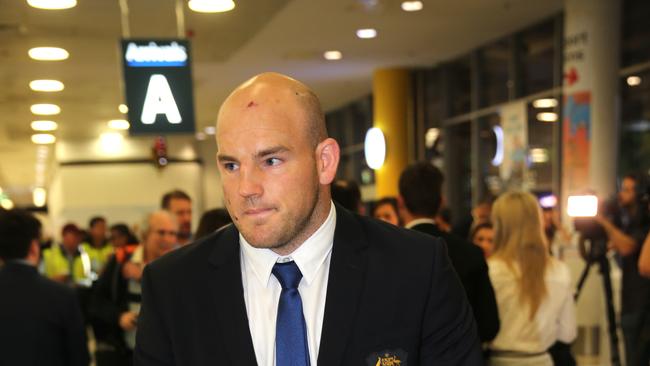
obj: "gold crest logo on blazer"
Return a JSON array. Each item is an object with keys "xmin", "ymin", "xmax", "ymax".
[{"xmin": 366, "ymin": 349, "xmax": 408, "ymax": 366}]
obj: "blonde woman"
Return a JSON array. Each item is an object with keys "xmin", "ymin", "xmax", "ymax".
[{"xmin": 488, "ymin": 191, "xmax": 576, "ymax": 366}]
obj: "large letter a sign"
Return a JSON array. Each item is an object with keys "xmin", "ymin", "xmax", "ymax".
[
  {"xmin": 141, "ymin": 75, "xmax": 182, "ymax": 124},
  {"xmin": 121, "ymin": 39, "xmax": 196, "ymax": 135}
]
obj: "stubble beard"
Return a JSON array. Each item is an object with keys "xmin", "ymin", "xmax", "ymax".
[{"xmin": 236, "ymin": 182, "xmax": 323, "ymax": 255}]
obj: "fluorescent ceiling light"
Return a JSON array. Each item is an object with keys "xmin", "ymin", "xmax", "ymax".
[
  {"xmin": 29, "ymin": 79, "xmax": 64, "ymax": 92},
  {"xmin": 31, "ymin": 120, "xmax": 58, "ymax": 131},
  {"xmin": 28, "ymin": 47, "xmax": 69, "ymax": 61},
  {"xmin": 537, "ymin": 112, "xmax": 558, "ymax": 122},
  {"xmin": 323, "ymin": 50, "xmax": 342, "ymax": 60},
  {"xmin": 627, "ymin": 76, "xmax": 642, "ymax": 86},
  {"xmin": 118, "ymin": 104, "xmax": 129, "ymax": 114},
  {"xmin": 27, "ymin": 0, "xmax": 77, "ymax": 9},
  {"xmin": 33, "ymin": 187, "xmax": 47, "ymax": 207},
  {"xmin": 31, "ymin": 133, "xmax": 56, "ymax": 144},
  {"xmin": 356, "ymin": 28, "xmax": 377, "ymax": 39},
  {"xmin": 31, "ymin": 104, "xmax": 61, "ymax": 115},
  {"xmin": 532, "ymin": 98, "xmax": 557, "ymax": 108},
  {"xmin": 100, "ymin": 132, "xmax": 124, "ymax": 154},
  {"xmin": 401, "ymin": 1, "xmax": 423, "ymax": 11},
  {"xmin": 188, "ymin": 0, "xmax": 235, "ymax": 13},
  {"xmin": 529, "ymin": 148, "xmax": 549, "ymax": 163},
  {"xmin": 108, "ymin": 119, "xmax": 130, "ymax": 130}
]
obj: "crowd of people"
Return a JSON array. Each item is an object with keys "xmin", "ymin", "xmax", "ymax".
[
  {"xmin": 1, "ymin": 72, "xmax": 649, "ymax": 366},
  {"xmin": 0, "ymin": 189, "xmax": 232, "ymax": 366}
]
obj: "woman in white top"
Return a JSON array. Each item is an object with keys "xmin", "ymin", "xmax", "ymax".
[{"xmin": 488, "ymin": 191, "xmax": 577, "ymax": 366}]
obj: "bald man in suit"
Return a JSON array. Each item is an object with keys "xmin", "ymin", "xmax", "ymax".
[{"xmin": 135, "ymin": 72, "xmax": 482, "ymax": 366}]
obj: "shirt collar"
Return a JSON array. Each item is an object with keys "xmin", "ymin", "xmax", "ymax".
[
  {"xmin": 405, "ymin": 217, "xmax": 436, "ymax": 229},
  {"xmin": 240, "ymin": 201, "xmax": 337, "ymax": 287}
]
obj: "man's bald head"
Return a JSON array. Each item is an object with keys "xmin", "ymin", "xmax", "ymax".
[{"xmin": 217, "ymin": 72, "xmax": 328, "ymax": 148}]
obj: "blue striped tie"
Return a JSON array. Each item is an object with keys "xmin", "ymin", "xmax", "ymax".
[{"xmin": 272, "ymin": 261, "xmax": 310, "ymax": 366}]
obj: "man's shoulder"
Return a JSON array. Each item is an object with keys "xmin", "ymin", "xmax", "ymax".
[
  {"xmin": 348, "ymin": 213, "xmax": 446, "ymax": 256},
  {"xmin": 0, "ymin": 264, "xmax": 76, "ymax": 303}
]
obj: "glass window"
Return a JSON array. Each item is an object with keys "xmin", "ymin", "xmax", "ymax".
[
  {"xmin": 620, "ymin": 69, "xmax": 650, "ymax": 175},
  {"xmin": 447, "ymin": 56, "xmax": 472, "ymax": 116},
  {"xmin": 622, "ymin": 0, "xmax": 650, "ymax": 67},
  {"xmin": 478, "ymin": 114, "xmax": 502, "ymax": 197},
  {"xmin": 527, "ymin": 99, "xmax": 556, "ymax": 191},
  {"xmin": 445, "ymin": 122, "xmax": 472, "ymax": 225},
  {"xmin": 480, "ymin": 39, "xmax": 510, "ymax": 107},
  {"xmin": 519, "ymin": 20, "xmax": 555, "ymax": 95}
]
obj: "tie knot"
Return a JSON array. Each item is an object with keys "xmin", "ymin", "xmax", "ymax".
[{"xmin": 272, "ymin": 261, "xmax": 303, "ymax": 289}]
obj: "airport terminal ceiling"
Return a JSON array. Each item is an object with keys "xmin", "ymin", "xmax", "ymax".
[{"xmin": 0, "ymin": 0, "xmax": 563, "ymax": 205}]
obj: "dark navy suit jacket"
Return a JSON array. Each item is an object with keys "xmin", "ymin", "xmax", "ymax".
[
  {"xmin": 134, "ymin": 206, "xmax": 483, "ymax": 365},
  {"xmin": 0, "ymin": 261, "xmax": 89, "ymax": 366}
]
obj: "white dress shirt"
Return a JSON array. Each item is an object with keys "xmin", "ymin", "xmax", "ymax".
[
  {"xmin": 404, "ymin": 217, "xmax": 436, "ymax": 229},
  {"xmin": 240, "ymin": 202, "xmax": 336, "ymax": 366},
  {"xmin": 487, "ymin": 257, "xmax": 577, "ymax": 353}
]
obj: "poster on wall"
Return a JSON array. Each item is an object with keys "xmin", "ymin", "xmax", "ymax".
[
  {"xmin": 499, "ymin": 101, "xmax": 528, "ymax": 188},
  {"xmin": 563, "ymin": 92, "xmax": 591, "ymax": 193},
  {"xmin": 562, "ymin": 11, "xmax": 592, "ymax": 197}
]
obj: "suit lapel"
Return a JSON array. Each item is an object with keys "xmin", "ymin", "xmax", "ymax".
[
  {"xmin": 318, "ymin": 206, "xmax": 369, "ymax": 366},
  {"xmin": 207, "ymin": 226, "xmax": 258, "ymax": 366}
]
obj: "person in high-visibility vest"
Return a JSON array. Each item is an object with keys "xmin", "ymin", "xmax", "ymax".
[
  {"xmin": 81, "ymin": 216, "xmax": 113, "ymax": 278},
  {"xmin": 41, "ymin": 223, "xmax": 92, "ymax": 287}
]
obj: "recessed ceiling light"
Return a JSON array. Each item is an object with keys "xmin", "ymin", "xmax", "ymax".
[
  {"xmin": 29, "ymin": 79, "xmax": 64, "ymax": 92},
  {"xmin": 28, "ymin": 47, "xmax": 69, "ymax": 61},
  {"xmin": 27, "ymin": 0, "xmax": 77, "ymax": 10},
  {"xmin": 30, "ymin": 104, "xmax": 61, "ymax": 115},
  {"xmin": 204, "ymin": 126, "xmax": 216, "ymax": 135},
  {"xmin": 108, "ymin": 119, "xmax": 130, "ymax": 130},
  {"xmin": 323, "ymin": 50, "xmax": 342, "ymax": 60},
  {"xmin": 627, "ymin": 76, "xmax": 642, "ymax": 86},
  {"xmin": 0, "ymin": 198, "xmax": 14, "ymax": 210},
  {"xmin": 118, "ymin": 104, "xmax": 129, "ymax": 114},
  {"xmin": 401, "ymin": 1, "xmax": 423, "ymax": 11},
  {"xmin": 356, "ymin": 28, "xmax": 377, "ymax": 39},
  {"xmin": 537, "ymin": 112, "xmax": 558, "ymax": 122},
  {"xmin": 31, "ymin": 120, "xmax": 58, "ymax": 131},
  {"xmin": 31, "ymin": 133, "xmax": 56, "ymax": 144},
  {"xmin": 188, "ymin": 0, "xmax": 235, "ymax": 13},
  {"xmin": 532, "ymin": 98, "xmax": 558, "ymax": 108},
  {"xmin": 195, "ymin": 132, "xmax": 206, "ymax": 141}
]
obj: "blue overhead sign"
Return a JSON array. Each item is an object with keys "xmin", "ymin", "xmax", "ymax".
[{"xmin": 121, "ymin": 39, "xmax": 196, "ymax": 135}]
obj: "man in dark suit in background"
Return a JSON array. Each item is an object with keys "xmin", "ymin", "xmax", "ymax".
[
  {"xmin": 0, "ymin": 209, "xmax": 89, "ymax": 366},
  {"xmin": 135, "ymin": 72, "xmax": 482, "ymax": 365},
  {"xmin": 398, "ymin": 162, "xmax": 500, "ymax": 343}
]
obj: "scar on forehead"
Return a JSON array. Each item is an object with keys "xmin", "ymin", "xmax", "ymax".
[{"xmin": 246, "ymin": 100, "xmax": 258, "ymax": 108}]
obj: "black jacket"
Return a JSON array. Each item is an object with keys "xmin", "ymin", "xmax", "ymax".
[
  {"xmin": 0, "ymin": 261, "xmax": 90, "ymax": 366},
  {"xmin": 410, "ymin": 222, "xmax": 500, "ymax": 342},
  {"xmin": 134, "ymin": 206, "xmax": 483, "ymax": 365}
]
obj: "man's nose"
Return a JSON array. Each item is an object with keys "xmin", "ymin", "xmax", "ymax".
[{"xmin": 238, "ymin": 166, "xmax": 263, "ymax": 198}]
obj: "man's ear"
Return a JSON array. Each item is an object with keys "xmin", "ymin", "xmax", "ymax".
[{"xmin": 315, "ymin": 138, "xmax": 340, "ymax": 185}]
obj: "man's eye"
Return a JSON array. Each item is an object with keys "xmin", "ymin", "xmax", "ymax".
[
  {"xmin": 223, "ymin": 162, "xmax": 238, "ymax": 171},
  {"xmin": 266, "ymin": 158, "xmax": 281, "ymax": 166}
]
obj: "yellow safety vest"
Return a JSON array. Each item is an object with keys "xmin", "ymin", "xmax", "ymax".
[
  {"xmin": 41, "ymin": 245, "xmax": 92, "ymax": 287},
  {"xmin": 80, "ymin": 242, "xmax": 114, "ymax": 275}
]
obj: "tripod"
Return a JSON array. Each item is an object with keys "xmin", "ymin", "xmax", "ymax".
[{"xmin": 574, "ymin": 236, "xmax": 621, "ymax": 366}]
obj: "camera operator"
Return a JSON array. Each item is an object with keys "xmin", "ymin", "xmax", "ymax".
[{"xmin": 595, "ymin": 174, "xmax": 650, "ymax": 365}]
